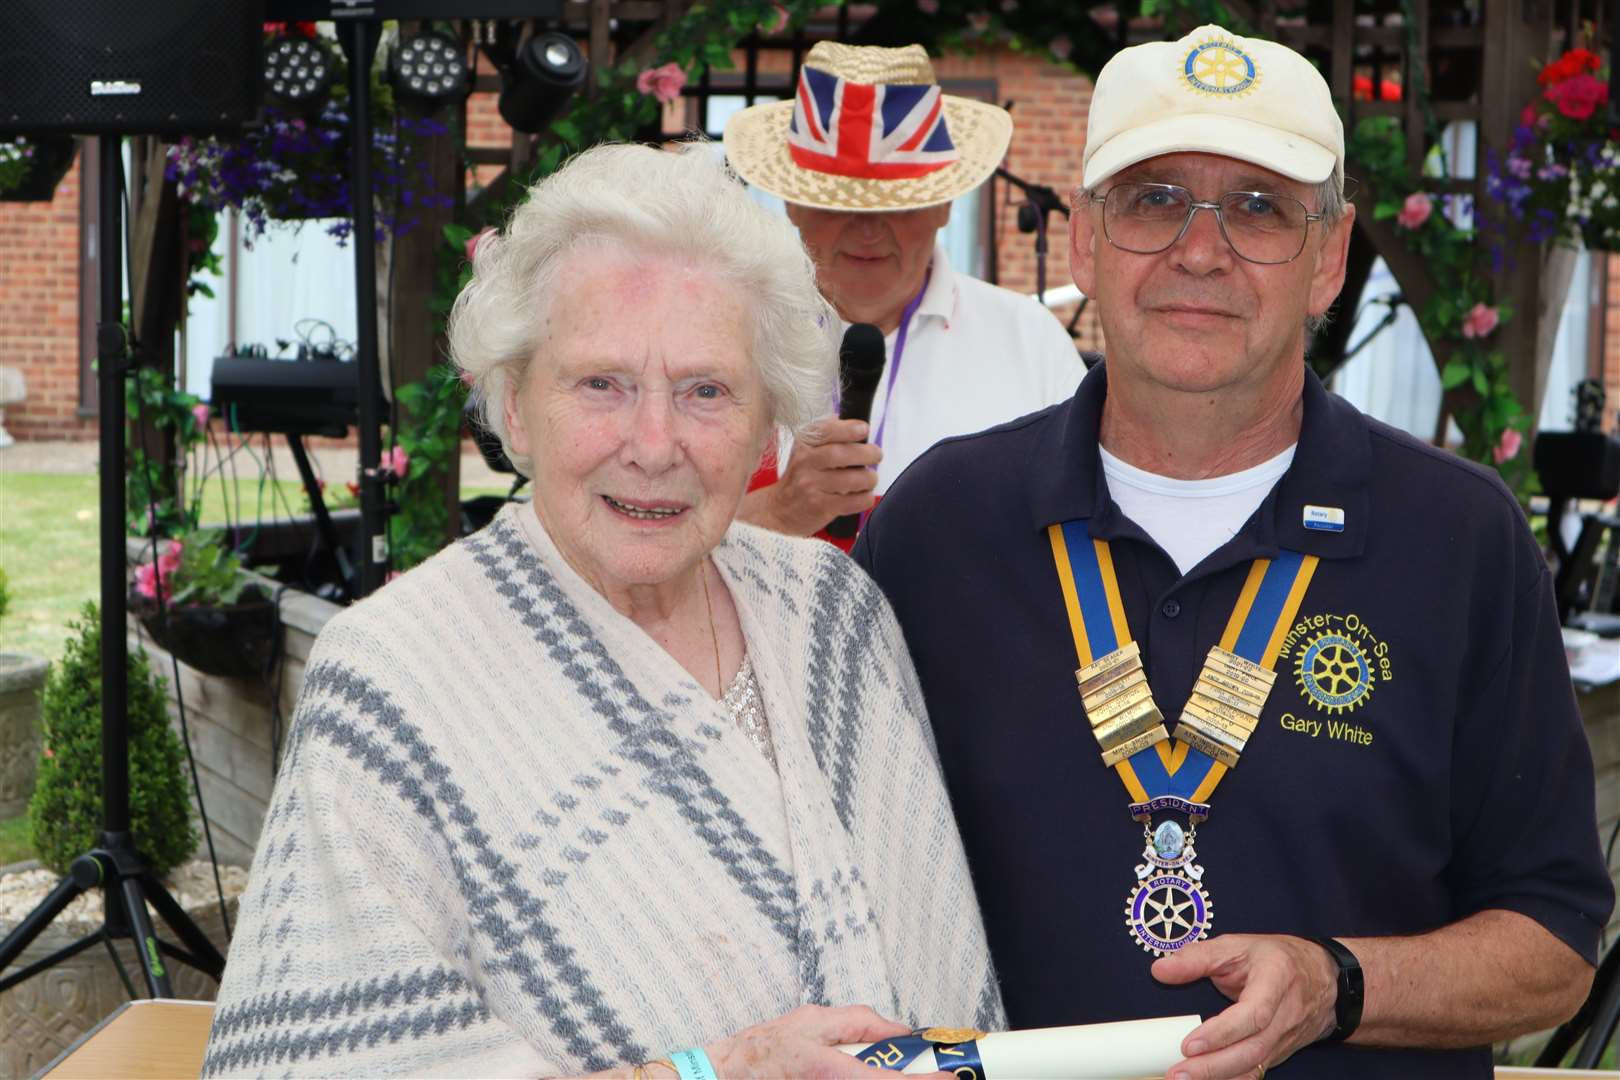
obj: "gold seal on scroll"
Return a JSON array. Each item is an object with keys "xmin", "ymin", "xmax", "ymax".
[{"xmin": 920, "ymin": 1027, "xmax": 986, "ymax": 1044}]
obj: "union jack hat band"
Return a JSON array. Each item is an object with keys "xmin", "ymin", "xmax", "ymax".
[{"xmin": 724, "ymin": 42, "xmax": 1012, "ymax": 212}]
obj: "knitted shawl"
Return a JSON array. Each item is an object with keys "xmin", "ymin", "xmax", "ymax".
[{"xmin": 203, "ymin": 503, "xmax": 1003, "ymax": 1077}]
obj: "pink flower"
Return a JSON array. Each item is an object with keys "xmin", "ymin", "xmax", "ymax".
[
  {"xmin": 134, "ymin": 562, "xmax": 160, "ymax": 600},
  {"xmin": 1521, "ymin": 103, "xmax": 1540, "ymax": 128},
  {"xmin": 1049, "ymin": 35, "xmax": 1073, "ymax": 61},
  {"xmin": 1545, "ymin": 73, "xmax": 1608, "ymax": 120},
  {"xmin": 459, "ymin": 368, "xmax": 476, "ymax": 388},
  {"xmin": 43, "ymin": 746, "xmax": 54, "ymax": 760},
  {"xmin": 635, "ymin": 62, "xmax": 686, "ymax": 106},
  {"xmin": 1395, "ymin": 192, "xmax": 1432, "ymax": 229},
  {"xmin": 1493, "ymin": 427, "xmax": 1523, "ymax": 464},
  {"xmin": 381, "ymin": 445, "xmax": 410, "ymax": 478},
  {"xmin": 157, "ymin": 540, "xmax": 183, "ymax": 575},
  {"xmin": 191, "ymin": 403, "xmax": 210, "ymax": 430},
  {"xmin": 1461, "ymin": 302, "xmax": 1500, "ymax": 339},
  {"xmin": 465, "ymin": 226, "xmax": 496, "ymax": 264},
  {"xmin": 916, "ymin": 0, "xmax": 939, "ymax": 12},
  {"xmin": 758, "ymin": 3, "xmax": 789, "ymax": 35}
]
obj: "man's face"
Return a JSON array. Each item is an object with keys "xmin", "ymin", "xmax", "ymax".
[
  {"xmin": 1069, "ymin": 152, "xmax": 1353, "ymax": 400},
  {"xmin": 785, "ymin": 202, "xmax": 952, "ymax": 332}
]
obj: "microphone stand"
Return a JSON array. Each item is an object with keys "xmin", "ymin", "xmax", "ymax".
[{"xmin": 994, "ymin": 167, "xmax": 1069, "ymax": 305}]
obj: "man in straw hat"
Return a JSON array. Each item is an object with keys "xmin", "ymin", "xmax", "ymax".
[
  {"xmin": 854, "ymin": 23, "xmax": 1608, "ymax": 1079},
  {"xmin": 724, "ymin": 42, "xmax": 1080, "ymax": 542}
]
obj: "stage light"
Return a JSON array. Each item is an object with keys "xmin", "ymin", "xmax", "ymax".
[
  {"xmin": 497, "ymin": 31, "xmax": 587, "ymax": 133},
  {"xmin": 263, "ymin": 34, "xmax": 340, "ymax": 112},
  {"xmin": 391, "ymin": 30, "xmax": 469, "ymax": 103}
]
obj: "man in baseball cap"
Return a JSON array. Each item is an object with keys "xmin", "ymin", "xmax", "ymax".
[
  {"xmin": 856, "ymin": 23, "xmax": 1606, "ymax": 1078},
  {"xmin": 724, "ymin": 42, "xmax": 1081, "ymax": 546}
]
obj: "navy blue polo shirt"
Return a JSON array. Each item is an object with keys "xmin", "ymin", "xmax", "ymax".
[{"xmin": 854, "ymin": 363, "xmax": 1612, "ymax": 1078}]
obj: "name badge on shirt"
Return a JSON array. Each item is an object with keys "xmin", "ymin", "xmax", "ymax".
[{"xmin": 1303, "ymin": 505, "xmax": 1345, "ymax": 532}]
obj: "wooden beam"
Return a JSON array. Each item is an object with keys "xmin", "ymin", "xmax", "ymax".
[
  {"xmin": 1404, "ymin": 0, "xmax": 1429, "ymax": 178},
  {"xmin": 387, "ymin": 34, "xmax": 467, "ymax": 548},
  {"xmin": 588, "ymin": 0, "xmax": 611, "ymax": 97}
]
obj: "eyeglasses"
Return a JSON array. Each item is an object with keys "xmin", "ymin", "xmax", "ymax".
[{"xmin": 1086, "ymin": 182, "xmax": 1326, "ymax": 265}]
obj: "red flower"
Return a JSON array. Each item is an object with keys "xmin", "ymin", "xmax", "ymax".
[
  {"xmin": 1539, "ymin": 47, "xmax": 1603, "ymax": 86},
  {"xmin": 1545, "ymin": 74, "xmax": 1608, "ymax": 121}
]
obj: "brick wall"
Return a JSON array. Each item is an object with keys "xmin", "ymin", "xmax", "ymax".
[
  {"xmin": 1605, "ymin": 254, "xmax": 1620, "ymax": 428},
  {"xmin": 0, "ymin": 151, "xmax": 92, "ymax": 441}
]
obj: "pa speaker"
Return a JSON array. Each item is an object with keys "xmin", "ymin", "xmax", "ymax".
[
  {"xmin": 1534, "ymin": 431, "xmax": 1620, "ymax": 501},
  {"xmin": 0, "ymin": 0, "xmax": 265, "ymax": 135}
]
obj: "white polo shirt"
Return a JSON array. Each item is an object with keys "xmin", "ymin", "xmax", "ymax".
[{"xmin": 810, "ymin": 245, "xmax": 1085, "ymax": 493}]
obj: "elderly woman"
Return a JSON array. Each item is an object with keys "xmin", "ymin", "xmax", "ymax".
[{"xmin": 203, "ymin": 142, "xmax": 1001, "ymax": 1079}]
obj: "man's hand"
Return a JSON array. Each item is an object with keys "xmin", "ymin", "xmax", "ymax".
[
  {"xmin": 739, "ymin": 417, "xmax": 881, "ymax": 537},
  {"xmin": 1151, "ymin": 934, "xmax": 1337, "ymax": 1079}
]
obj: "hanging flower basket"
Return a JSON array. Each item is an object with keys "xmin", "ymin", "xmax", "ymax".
[
  {"xmin": 132, "ymin": 585, "xmax": 278, "ymax": 681},
  {"xmin": 165, "ymin": 25, "xmax": 452, "ymax": 242},
  {"xmin": 129, "ymin": 530, "xmax": 278, "ymax": 680},
  {"xmin": 1486, "ymin": 46, "xmax": 1620, "ymax": 250},
  {"xmin": 0, "ymin": 137, "xmax": 78, "ymax": 203}
]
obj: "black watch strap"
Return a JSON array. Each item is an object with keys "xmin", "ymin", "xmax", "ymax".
[{"xmin": 1306, "ymin": 935, "xmax": 1364, "ymax": 1043}]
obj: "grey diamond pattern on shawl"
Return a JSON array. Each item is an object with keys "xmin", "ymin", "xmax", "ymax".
[{"xmin": 203, "ymin": 503, "xmax": 1003, "ymax": 1077}]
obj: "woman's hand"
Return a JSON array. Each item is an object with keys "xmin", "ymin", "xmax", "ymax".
[{"xmin": 704, "ymin": 1003, "xmax": 938, "ymax": 1079}]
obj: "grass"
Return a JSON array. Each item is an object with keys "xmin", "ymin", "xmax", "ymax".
[
  {"xmin": 0, "ymin": 813, "xmax": 32, "ymax": 865},
  {"xmin": 0, "ymin": 473, "xmax": 101, "ymax": 661},
  {"xmin": 1, "ymin": 467, "xmax": 517, "ymax": 664}
]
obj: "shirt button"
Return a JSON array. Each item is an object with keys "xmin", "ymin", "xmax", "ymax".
[{"xmin": 1162, "ymin": 600, "xmax": 1182, "ymax": 618}]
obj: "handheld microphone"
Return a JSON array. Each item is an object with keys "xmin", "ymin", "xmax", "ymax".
[{"xmin": 826, "ymin": 323, "xmax": 886, "ymax": 540}]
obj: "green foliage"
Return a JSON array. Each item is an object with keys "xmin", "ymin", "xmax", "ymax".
[
  {"xmin": 1347, "ymin": 117, "xmax": 1538, "ymax": 499},
  {"xmin": 171, "ymin": 530, "xmax": 251, "ymax": 607},
  {"xmin": 0, "ymin": 566, "xmax": 9, "ymax": 626},
  {"xmin": 125, "ymin": 366, "xmax": 208, "ymax": 538},
  {"xmin": 28, "ymin": 603, "xmax": 197, "ymax": 877},
  {"xmin": 390, "ymin": 364, "xmax": 469, "ymax": 570}
]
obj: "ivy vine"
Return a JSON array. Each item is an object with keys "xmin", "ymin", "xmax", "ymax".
[{"xmin": 1348, "ymin": 117, "xmax": 1535, "ymax": 497}]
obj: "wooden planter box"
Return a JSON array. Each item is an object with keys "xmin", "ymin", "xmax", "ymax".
[{"xmin": 124, "ymin": 542, "xmax": 342, "ymax": 869}]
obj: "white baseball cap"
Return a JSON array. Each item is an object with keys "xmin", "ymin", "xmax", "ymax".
[{"xmin": 1082, "ymin": 24, "xmax": 1343, "ymax": 191}]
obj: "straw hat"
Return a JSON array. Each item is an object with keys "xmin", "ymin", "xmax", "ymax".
[
  {"xmin": 723, "ymin": 42, "xmax": 1012, "ymax": 212},
  {"xmin": 1083, "ymin": 24, "xmax": 1343, "ymax": 190}
]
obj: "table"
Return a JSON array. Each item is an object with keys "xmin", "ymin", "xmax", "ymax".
[
  {"xmin": 41, "ymin": 999, "xmax": 213, "ymax": 1079},
  {"xmin": 32, "ymin": 1002, "xmax": 1620, "ymax": 1079}
]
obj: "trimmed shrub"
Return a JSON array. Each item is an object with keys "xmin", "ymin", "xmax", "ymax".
[{"xmin": 28, "ymin": 602, "xmax": 197, "ymax": 876}]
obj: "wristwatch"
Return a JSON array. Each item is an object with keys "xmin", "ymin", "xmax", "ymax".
[{"xmin": 1306, "ymin": 935, "xmax": 1364, "ymax": 1042}]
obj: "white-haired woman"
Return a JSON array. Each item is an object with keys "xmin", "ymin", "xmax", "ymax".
[{"xmin": 203, "ymin": 142, "xmax": 1002, "ymax": 1079}]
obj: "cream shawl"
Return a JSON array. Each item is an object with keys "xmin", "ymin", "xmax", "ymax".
[{"xmin": 203, "ymin": 503, "xmax": 1002, "ymax": 1077}]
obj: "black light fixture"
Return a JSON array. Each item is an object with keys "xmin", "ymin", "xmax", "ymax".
[
  {"xmin": 497, "ymin": 31, "xmax": 587, "ymax": 133},
  {"xmin": 262, "ymin": 33, "xmax": 340, "ymax": 113},
  {"xmin": 390, "ymin": 29, "xmax": 469, "ymax": 103}
]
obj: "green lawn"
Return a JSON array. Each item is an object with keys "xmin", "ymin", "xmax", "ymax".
[
  {"xmin": 1, "ymin": 470, "xmax": 515, "ymax": 664},
  {"xmin": 0, "ymin": 814, "xmax": 31, "ymax": 865},
  {"xmin": 1, "ymin": 473, "xmax": 101, "ymax": 661}
]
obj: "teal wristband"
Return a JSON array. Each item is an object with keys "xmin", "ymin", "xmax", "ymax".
[{"xmin": 669, "ymin": 1047, "xmax": 718, "ymax": 1080}]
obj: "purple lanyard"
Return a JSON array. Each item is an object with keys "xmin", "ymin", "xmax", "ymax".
[{"xmin": 871, "ymin": 269, "xmax": 931, "ymax": 450}]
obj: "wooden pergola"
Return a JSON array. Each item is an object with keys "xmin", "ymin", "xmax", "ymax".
[{"xmin": 116, "ymin": 2, "xmax": 1604, "ymax": 556}]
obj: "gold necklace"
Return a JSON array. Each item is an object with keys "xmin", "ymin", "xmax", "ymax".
[{"xmin": 699, "ymin": 560, "xmax": 723, "ymax": 697}]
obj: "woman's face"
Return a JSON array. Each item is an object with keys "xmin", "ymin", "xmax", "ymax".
[{"xmin": 504, "ymin": 248, "xmax": 772, "ymax": 598}]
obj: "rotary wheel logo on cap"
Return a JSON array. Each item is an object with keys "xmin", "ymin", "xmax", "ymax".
[{"xmin": 1181, "ymin": 37, "xmax": 1259, "ymax": 97}]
